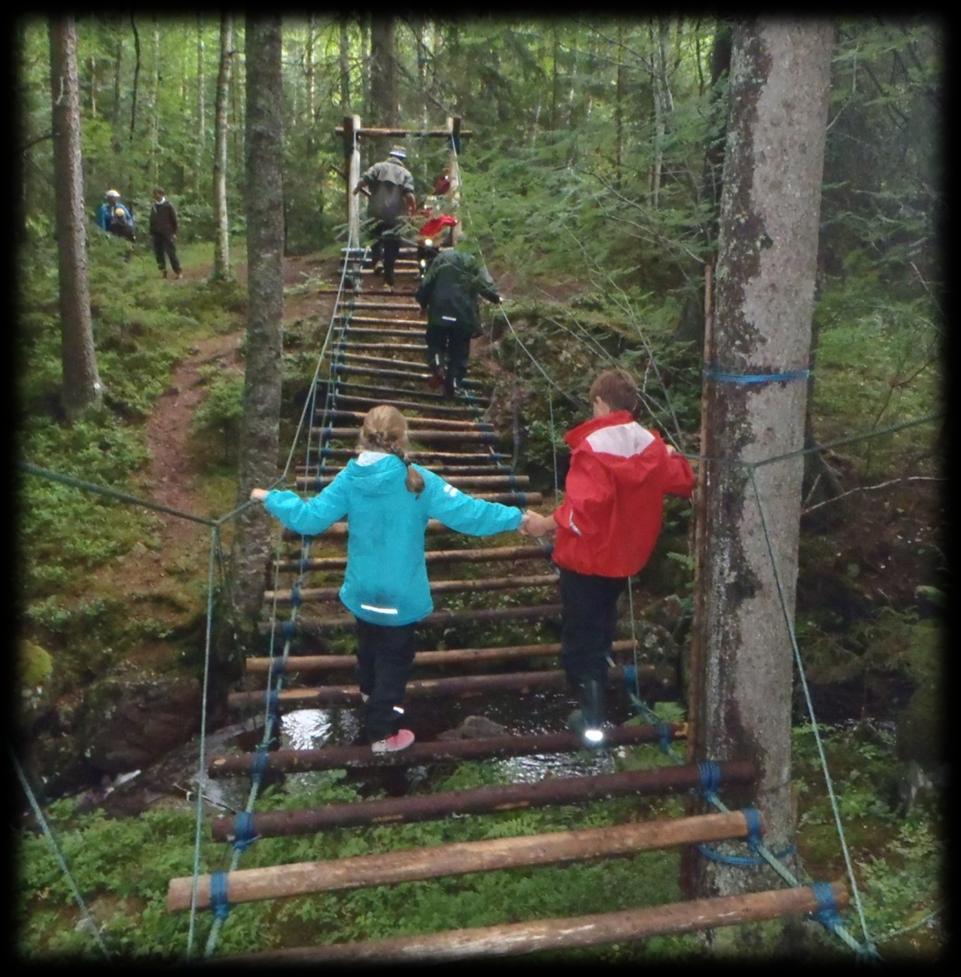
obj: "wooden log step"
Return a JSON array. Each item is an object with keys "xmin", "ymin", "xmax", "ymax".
[
  {"xmin": 273, "ymin": 543, "xmax": 550, "ymax": 573},
  {"xmin": 328, "ymin": 381, "xmax": 481, "ymax": 411},
  {"xmin": 166, "ymin": 811, "xmax": 755, "ymax": 912},
  {"xmin": 318, "ymin": 410, "xmax": 491, "ymax": 431},
  {"xmin": 300, "ymin": 472, "xmax": 525, "ymax": 490},
  {"xmin": 338, "ymin": 303, "xmax": 421, "ymax": 312},
  {"xmin": 289, "ymin": 481, "xmax": 536, "ymax": 506},
  {"xmin": 246, "ymin": 638, "xmax": 626, "ymax": 675},
  {"xmin": 331, "ymin": 341, "xmax": 428, "ymax": 354},
  {"xmin": 298, "ymin": 463, "xmax": 514, "ymax": 479},
  {"xmin": 208, "ymin": 720, "xmax": 684, "ymax": 778},
  {"xmin": 332, "ymin": 363, "xmax": 486, "ymax": 388},
  {"xmin": 333, "ymin": 350, "xmax": 445, "ymax": 372},
  {"xmin": 264, "ymin": 573, "xmax": 557, "ymax": 605},
  {"xmin": 212, "ymin": 761, "xmax": 757, "ymax": 839},
  {"xmin": 214, "ymin": 883, "xmax": 849, "ymax": 963},
  {"xmin": 314, "ymin": 447, "xmax": 508, "ymax": 462},
  {"xmin": 318, "ymin": 426, "xmax": 495, "ymax": 443},
  {"xmin": 359, "ymin": 268, "xmax": 420, "ymax": 277},
  {"xmin": 263, "ymin": 602, "xmax": 563, "ymax": 633},
  {"xmin": 228, "ymin": 664, "xmax": 651, "ymax": 709},
  {"xmin": 329, "ymin": 395, "xmax": 479, "ymax": 419},
  {"xmin": 281, "ymin": 517, "xmax": 519, "ymax": 541},
  {"xmin": 330, "ymin": 326, "xmax": 424, "ymax": 340},
  {"xmin": 336, "ymin": 315, "xmax": 427, "ymax": 328}
]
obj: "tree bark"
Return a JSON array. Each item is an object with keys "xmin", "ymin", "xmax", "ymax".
[
  {"xmin": 194, "ymin": 16, "xmax": 206, "ymax": 197},
  {"xmin": 338, "ymin": 17, "xmax": 351, "ymax": 112},
  {"xmin": 225, "ymin": 16, "xmax": 285, "ymax": 685},
  {"xmin": 49, "ymin": 16, "xmax": 102, "ymax": 420},
  {"xmin": 211, "ymin": 13, "xmax": 234, "ymax": 282},
  {"xmin": 370, "ymin": 16, "xmax": 397, "ymax": 126},
  {"xmin": 129, "ymin": 14, "xmax": 140, "ymax": 144},
  {"xmin": 688, "ymin": 17, "xmax": 834, "ymax": 942},
  {"xmin": 149, "ymin": 17, "xmax": 160, "ymax": 187}
]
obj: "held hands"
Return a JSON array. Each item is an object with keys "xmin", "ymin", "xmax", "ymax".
[
  {"xmin": 250, "ymin": 487, "xmax": 269, "ymax": 502},
  {"xmin": 519, "ymin": 510, "xmax": 556, "ymax": 538}
]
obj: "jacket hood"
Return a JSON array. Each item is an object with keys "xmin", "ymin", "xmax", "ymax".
[
  {"xmin": 342, "ymin": 455, "xmax": 410, "ymax": 496},
  {"xmin": 565, "ymin": 411, "xmax": 665, "ymax": 486}
]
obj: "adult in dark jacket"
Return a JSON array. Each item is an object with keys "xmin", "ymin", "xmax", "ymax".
[
  {"xmin": 148, "ymin": 187, "xmax": 181, "ymax": 279},
  {"xmin": 414, "ymin": 244, "xmax": 501, "ymax": 399},
  {"xmin": 354, "ymin": 146, "xmax": 415, "ymax": 288}
]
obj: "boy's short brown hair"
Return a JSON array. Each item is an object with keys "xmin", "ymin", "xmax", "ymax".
[{"xmin": 589, "ymin": 368, "xmax": 639, "ymax": 414}]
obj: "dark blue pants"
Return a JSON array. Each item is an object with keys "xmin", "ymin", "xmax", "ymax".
[
  {"xmin": 152, "ymin": 233, "xmax": 181, "ymax": 273},
  {"xmin": 370, "ymin": 221, "xmax": 401, "ymax": 285},
  {"xmin": 355, "ymin": 618, "xmax": 417, "ymax": 741},
  {"xmin": 558, "ymin": 568, "xmax": 626, "ymax": 685},
  {"xmin": 425, "ymin": 325, "xmax": 471, "ymax": 383}
]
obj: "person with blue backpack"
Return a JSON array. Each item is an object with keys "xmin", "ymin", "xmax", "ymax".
[
  {"xmin": 251, "ymin": 405, "xmax": 534, "ymax": 753},
  {"xmin": 96, "ymin": 188, "xmax": 135, "ymax": 262}
]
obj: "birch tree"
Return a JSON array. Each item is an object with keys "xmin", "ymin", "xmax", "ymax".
[
  {"xmin": 211, "ymin": 13, "xmax": 234, "ymax": 282},
  {"xmin": 688, "ymin": 17, "xmax": 834, "ymax": 947}
]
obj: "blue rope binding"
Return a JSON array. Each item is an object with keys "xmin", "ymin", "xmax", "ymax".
[
  {"xmin": 231, "ymin": 811, "xmax": 258, "ymax": 853},
  {"xmin": 811, "ymin": 881, "xmax": 843, "ymax": 934},
  {"xmin": 703, "ymin": 366, "xmax": 810, "ymax": 385},
  {"xmin": 209, "ymin": 871, "xmax": 231, "ymax": 921}
]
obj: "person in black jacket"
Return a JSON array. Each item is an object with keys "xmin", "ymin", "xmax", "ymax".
[
  {"xmin": 149, "ymin": 187, "xmax": 182, "ymax": 280},
  {"xmin": 414, "ymin": 243, "xmax": 501, "ymax": 399}
]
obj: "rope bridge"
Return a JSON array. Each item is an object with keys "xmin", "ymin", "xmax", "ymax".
[{"xmin": 16, "ymin": 119, "xmax": 943, "ymax": 962}]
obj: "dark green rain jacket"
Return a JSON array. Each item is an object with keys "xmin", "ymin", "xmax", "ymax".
[{"xmin": 415, "ymin": 248, "xmax": 500, "ymax": 332}]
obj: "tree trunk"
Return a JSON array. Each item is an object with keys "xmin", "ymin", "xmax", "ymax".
[
  {"xmin": 614, "ymin": 23, "xmax": 626, "ymax": 190},
  {"xmin": 211, "ymin": 13, "xmax": 234, "ymax": 282},
  {"xmin": 49, "ymin": 16, "xmax": 102, "ymax": 420},
  {"xmin": 194, "ymin": 16, "xmax": 206, "ymax": 197},
  {"xmin": 111, "ymin": 30, "xmax": 123, "ymax": 152},
  {"xmin": 360, "ymin": 15, "xmax": 371, "ymax": 119},
  {"xmin": 370, "ymin": 16, "xmax": 397, "ymax": 127},
  {"xmin": 688, "ymin": 17, "xmax": 834, "ymax": 945},
  {"xmin": 226, "ymin": 16, "xmax": 285, "ymax": 685},
  {"xmin": 338, "ymin": 17, "xmax": 351, "ymax": 112},
  {"xmin": 305, "ymin": 13, "xmax": 316, "ymax": 153},
  {"xmin": 129, "ymin": 14, "xmax": 140, "ymax": 144},
  {"xmin": 149, "ymin": 17, "xmax": 160, "ymax": 187}
]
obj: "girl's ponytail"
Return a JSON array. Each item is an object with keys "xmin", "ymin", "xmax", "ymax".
[
  {"xmin": 403, "ymin": 456, "xmax": 425, "ymax": 495},
  {"xmin": 359, "ymin": 405, "xmax": 424, "ymax": 496}
]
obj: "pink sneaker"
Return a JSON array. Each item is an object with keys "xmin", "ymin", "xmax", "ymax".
[{"xmin": 370, "ymin": 729, "xmax": 415, "ymax": 754}]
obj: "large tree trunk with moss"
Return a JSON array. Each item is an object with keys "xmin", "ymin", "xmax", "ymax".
[
  {"xmin": 688, "ymin": 18, "xmax": 833, "ymax": 950},
  {"xmin": 211, "ymin": 13, "xmax": 234, "ymax": 282},
  {"xmin": 49, "ymin": 16, "xmax": 102, "ymax": 421},
  {"xmin": 225, "ymin": 17, "xmax": 284, "ymax": 684},
  {"xmin": 370, "ymin": 16, "xmax": 397, "ymax": 126}
]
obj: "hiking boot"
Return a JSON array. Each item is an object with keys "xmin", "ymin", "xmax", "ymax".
[
  {"xmin": 175, "ymin": 271, "xmax": 183, "ymax": 280},
  {"xmin": 567, "ymin": 677, "xmax": 606, "ymax": 748},
  {"xmin": 427, "ymin": 368, "xmax": 445, "ymax": 390},
  {"xmin": 370, "ymin": 729, "xmax": 415, "ymax": 754}
]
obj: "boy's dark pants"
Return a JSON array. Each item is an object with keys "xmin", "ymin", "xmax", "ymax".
[
  {"xmin": 425, "ymin": 325, "xmax": 471, "ymax": 383},
  {"xmin": 354, "ymin": 618, "xmax": 417, "ymax": 741},
  {"xmin": 152, "ymin": 232, "xmax": 181, "ymax": 273},
  {"xmin": 558, "ymin": 568, "xmax": 626, "ymax": 686}
]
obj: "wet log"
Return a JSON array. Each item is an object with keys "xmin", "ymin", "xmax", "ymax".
[
  {"xmin": 212, "ymin": 761, "xmax": 757, "ymax": 839},
  {"xmin": 208, "ymin": 721, "xmax": 686, "ymax": 777},
  {"xmin": 317, "ymin": 412, "xmax": 492, "ymax": 431},
  {"xmin": 326, "ymin": 381, "xmax": 480, "ymax": 412},
  {"xmin": 260, "ymin": 602, "xmax": 563, "ymax": 634},
  {"xmin": 331, "ymin": 363, "xmax": 485, "ymax": 387},
  {"xmin": 281, "ymin": 516, "xmax": 516, "ymax": 540},
  {"xmin": 215, "ymin": 882, "xmax": 849, "ymax": 962},
  {"xmin": 246, "ymin": 636, "xmax": 619, "ymax": 674},
  {"xmin": 273, "ymin": 543, "xmax": 550, "ymax": 572},
  {"xmin": 265, "ymin": 574, "xmax": 556, "ymax": 604},
  {"xmin": 318, "ymin": 427, "xmax": 494, "ymax": 443},
  {"xmin": 337, "ymin": 315, "xmax": 426, "ymax": 327},
  {"xmin": 166, "ymin": 810, "xmax": 755, "ymax": 911},
  {"xmin": 228, "ymin": 664, "xmax": 652, "ymax": 709}
]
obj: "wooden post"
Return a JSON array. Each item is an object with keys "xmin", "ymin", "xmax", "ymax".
[
  {"xmin": 344, "ymin": 113, "xmax": 361, "ymax": 246},
  {"xmin": 447, "ymin": 115, "xmax": 462, "ymax": 216},
  {"xmin": 166, "ymin": 811, "xmax": 754, "ymax": 911},
  {"xmin": 215, "ymin": 883, "xmax": 849, "ymax": 962}
]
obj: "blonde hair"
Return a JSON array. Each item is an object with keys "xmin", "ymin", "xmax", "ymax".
[{"xmin": 358, "ymin": 405, "xmax": 425, "ymax": 495}]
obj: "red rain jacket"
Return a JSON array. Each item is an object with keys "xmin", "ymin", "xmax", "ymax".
[{"xmin": 551, "ymin": 411, "xmax": 695, "ymax": 578}]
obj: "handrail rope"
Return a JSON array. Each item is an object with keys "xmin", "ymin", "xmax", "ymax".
[
  {"xmin": 547, "ymin": 386, "xmax": 560, "ymax": 505},
  {"xmin": 11, "ymin": 748, "xmax": 112, "ymax": 958},
  {"xmin": 186, "ymin": 525, "xmax": 221, "ymax": 955},
  {"xmin": 745, "ymin": 465, "xmax": 876, "ymax": 954},
  {"xmin": 202, "ymin": 226, "xmax": 363, "ymax": 958}
]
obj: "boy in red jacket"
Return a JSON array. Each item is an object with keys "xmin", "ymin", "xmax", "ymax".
[{"xmin": 522, "ymin": 368, "xmax": 695, "ymax": 746}]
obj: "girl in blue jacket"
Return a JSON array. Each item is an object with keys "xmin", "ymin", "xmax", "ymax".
[{"xmin": 251, "ymin": 405, "xmax": 528, "ymax": 753}]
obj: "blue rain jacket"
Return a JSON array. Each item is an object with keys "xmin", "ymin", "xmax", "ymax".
[{"xmin": 264, "ymin": 455, "xmax": 523, "ymax": 626}]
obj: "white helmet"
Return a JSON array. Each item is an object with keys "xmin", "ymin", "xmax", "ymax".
[{"xmin": 105, "ymin": 189, "xmax": 120, "ymax": 199}]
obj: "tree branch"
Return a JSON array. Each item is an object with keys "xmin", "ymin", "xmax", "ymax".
[{"xmin": 802, "ymin": 475, "xmax": 943, "ymax": 517}]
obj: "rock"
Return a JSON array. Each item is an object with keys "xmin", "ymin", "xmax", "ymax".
[{"xmin": 437, "ymin": 715, "xmax": 509, "ymax": 741}]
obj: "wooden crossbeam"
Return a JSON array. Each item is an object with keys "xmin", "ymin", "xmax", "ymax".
[
  {"xmin": 264, "ymin": 602, "xmax": 563, "ymax": 633},
  {"xmin": 208, "ymin": 721, "xmax": 685, "ymax": 777},
  {"xmin": 245, "ymin": 637, "xmax": 623, "ymax": 675},
  {"xmin": 215, "ymin": 883, "xmax": 849, "ymax": 962},
  {"xmin": 227, "ymin": 664, "xmax": 653, "ymax": 709},
  {"xmin": 166, "ymin": 811, "xmax": 754, "ymax": 911},
  {"xmin": 273, "ymin": 543, "xmax": 550, "ymax": 573},
  {"xmin": 211, "ymin": 761, "xmax": 757, "ymax": 838},
  {"xmin": 265, "ymin": 573, "xmax": 555, "ymax": 604}
]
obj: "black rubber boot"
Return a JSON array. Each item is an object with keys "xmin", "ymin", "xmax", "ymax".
[{"xmin": 567, "ymin": 677, "xmax": 606, "ymax": 749}]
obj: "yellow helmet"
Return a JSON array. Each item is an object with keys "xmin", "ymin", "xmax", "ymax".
[{"xmin": 114, "ymin": 207, "xmax": 126, "ymax": 218}]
